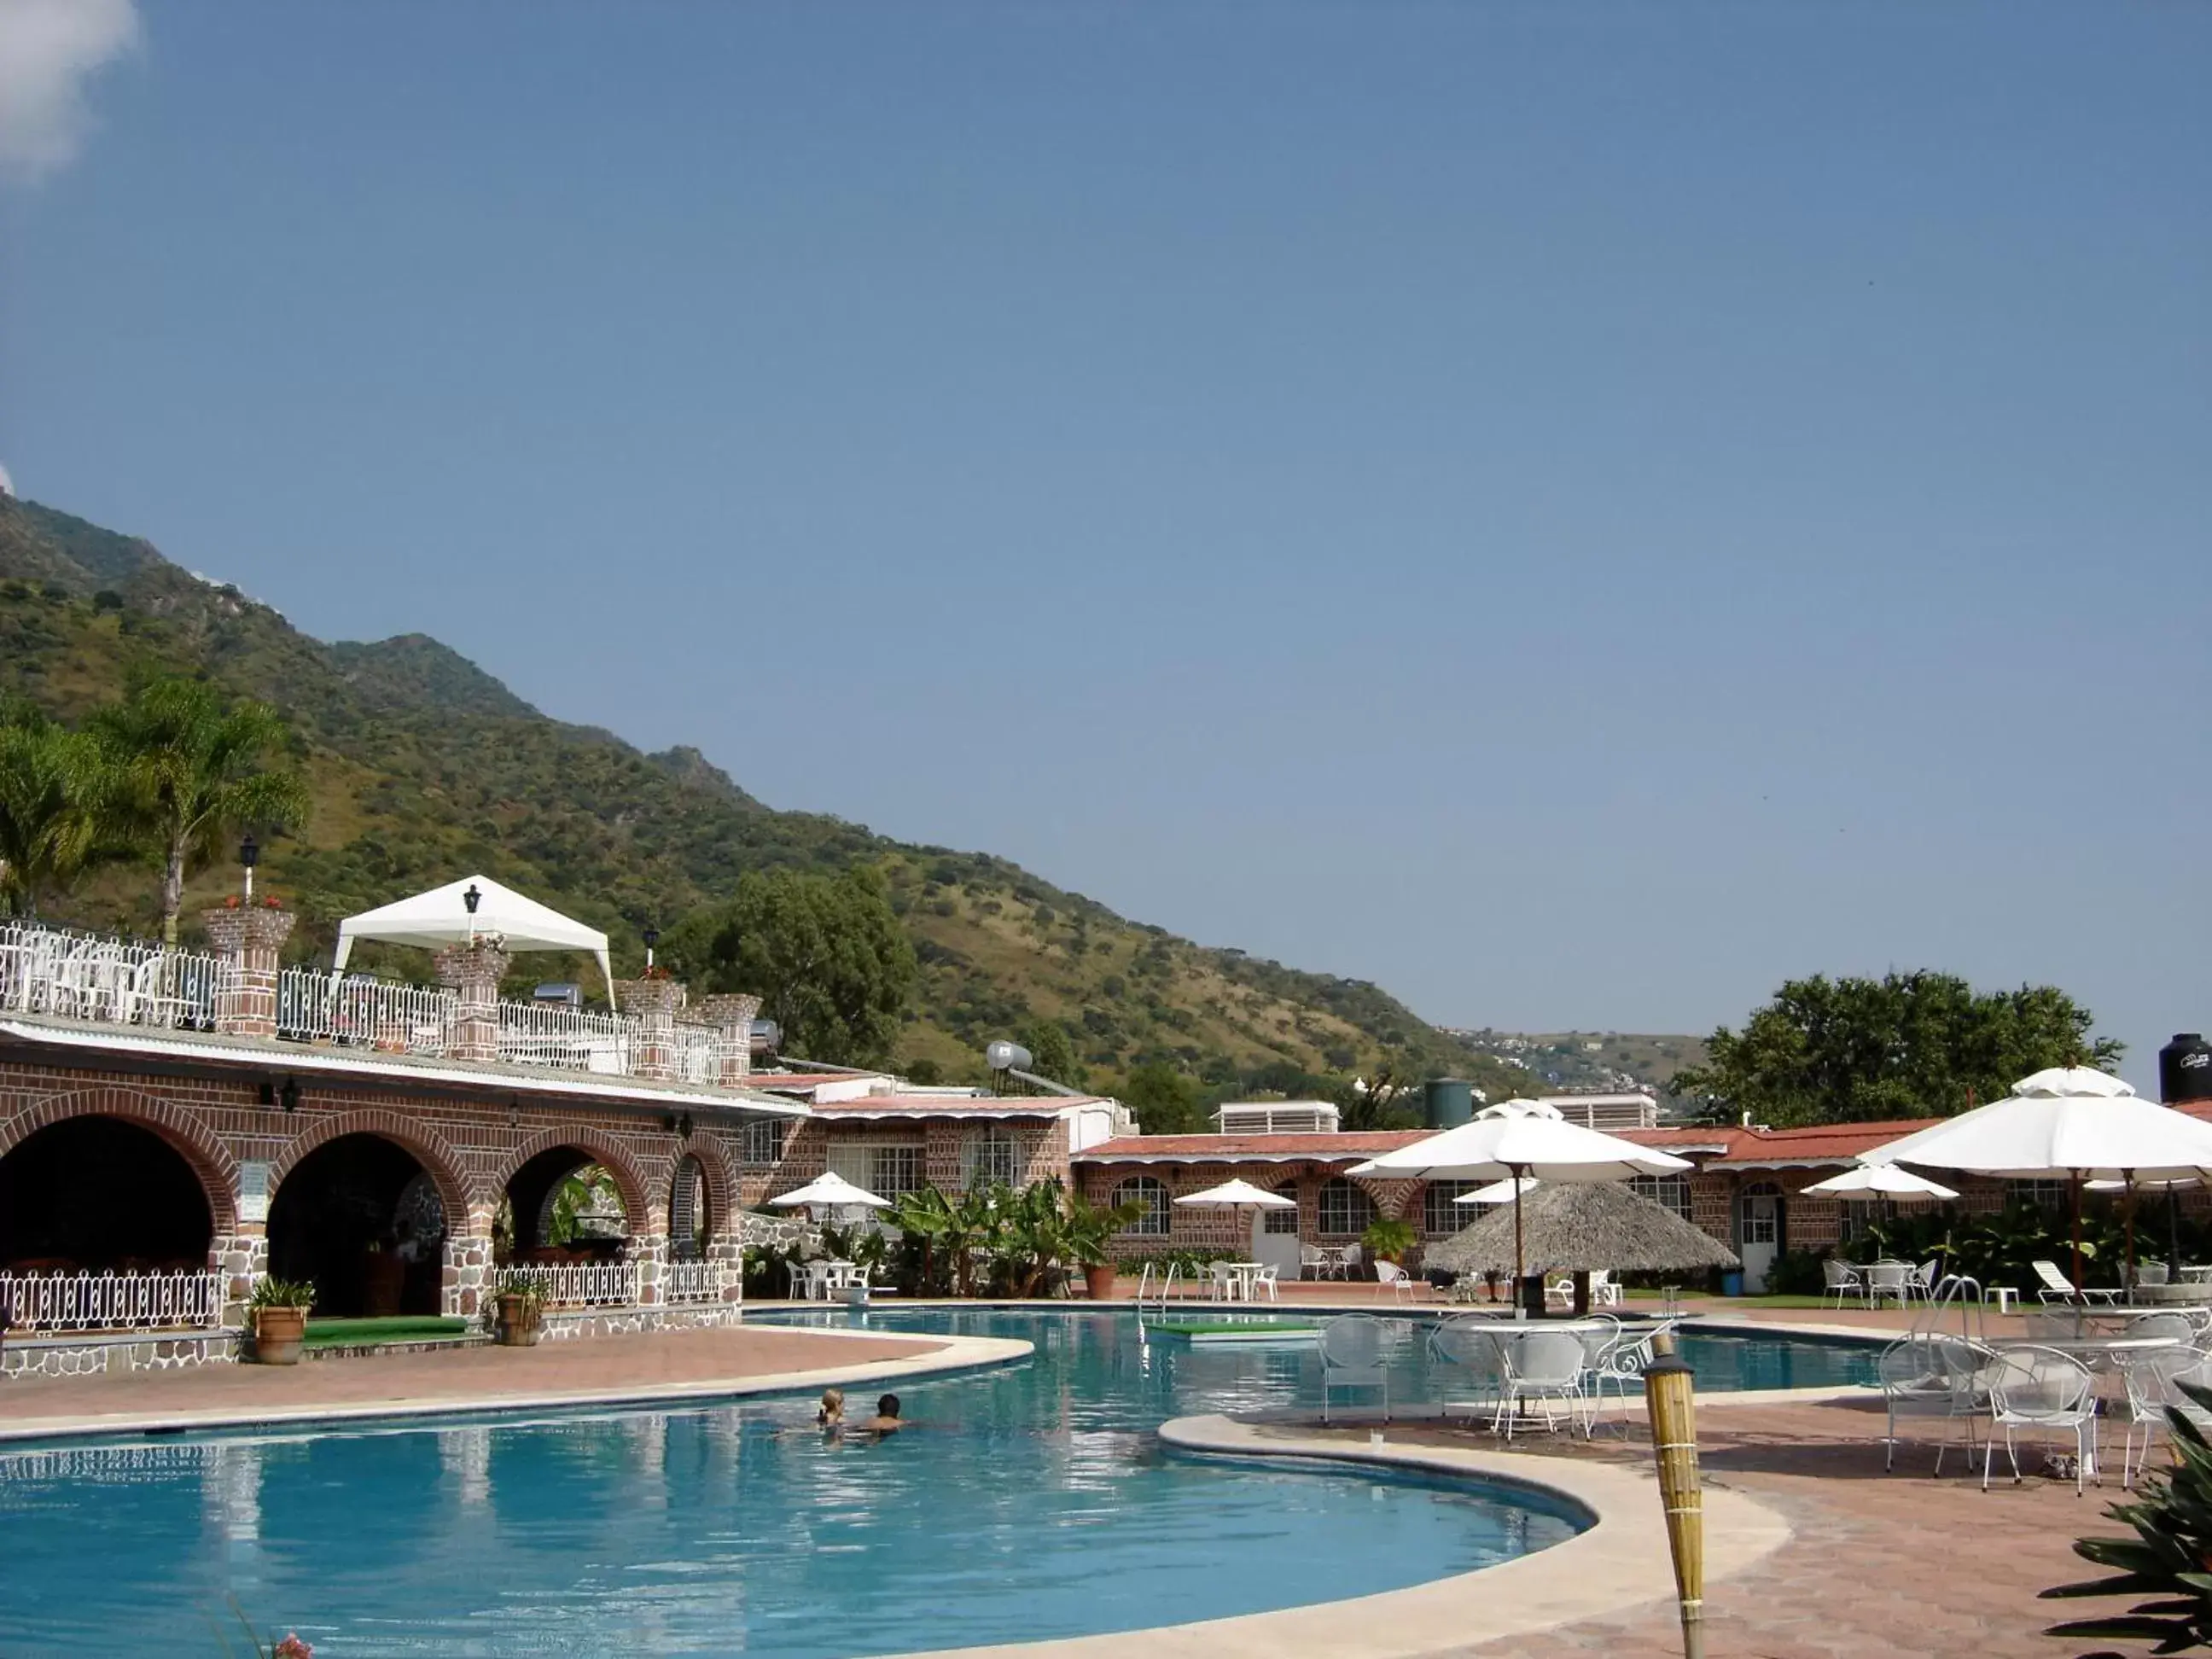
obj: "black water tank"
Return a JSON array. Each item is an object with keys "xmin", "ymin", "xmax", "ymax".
[{"xmin": 2161, "ymin": 1033, "xmax": 2212, "ymax": 1105}]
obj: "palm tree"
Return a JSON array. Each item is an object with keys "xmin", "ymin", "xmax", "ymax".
[
  {"xmin": 92, "ymin": 677, "xmax": 311, "ymax": 944},
  {"xmin": 0, "ymin": 699, "xmax": 111, "ymax": 917}
]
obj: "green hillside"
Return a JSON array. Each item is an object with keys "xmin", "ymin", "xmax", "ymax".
[{"xmin": 0, "ymin": 495, "xmax": 1525, "ymax": 1108}]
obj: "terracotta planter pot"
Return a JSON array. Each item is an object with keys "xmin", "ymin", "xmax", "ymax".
[
  {"xmin": 496, "ymin": 1295, "xmax": 543, "ymax": 1347},
  {"xmin": 253, "ymin": 1306, "xmax": 307, "ymax": 1365},
  {"xmin": 1085, "ymin": 1264, "xmax": 1119, "ymax": 1302}
]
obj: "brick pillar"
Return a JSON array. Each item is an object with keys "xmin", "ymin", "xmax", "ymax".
[
  {"xmin": 619, "ymin": 977, "xmax": 687, "ymax": 1081},
  {"xmin": 434, "ymin": 940, "xmax": 510, "ymax": 1062},
  {"xmin": 202, "ymin": 905, "xmax": 295, "ymax": 1038},
  {"xmin": 696, "ymin": 992, "xmax": 762, "ymax": 1085}
]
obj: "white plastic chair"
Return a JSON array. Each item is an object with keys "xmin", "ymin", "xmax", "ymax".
[
  {"xmin": 1252, "ymin": 1265, "xmax": 1280, "ymax": 1302},
  {"xmin": 1320, "ymin": 1314, "xmax": 1390, "ymax": 1423},
  {"xmin": 1587, "ymin": 1269, "xmax": 1622, "ymax": 1308},
  {"xmin": 2034, "ymin": 1259, "xmax": 2122, "ymax": 1307},
  {"xmin": 1336, "ymin": 1243, "xmax": 1364, "ymax": 1279},
  {"xmin": 1299, "ymin": 1244, "xmax": 1330, "ymax": 1281},
  {"xmin": 1375, "ymin": 1260, "xmax": 1418, "ymax": 1302},
  {"xmin": 1984, "ymin": 1344, "xmax": 2098, "ymax": 1494},
  {"xmin": 1493, "ymin": 1329, "xmax": 1588, "ymax": 1440},
  {"xmin": 1823, "ymin": 1259, "xmax": 1866, "ymax": 1308},
  {"xmin": 1911, "ymin": 1259, "xmax": 1941, "ymax": 1303},
  {"xmin": 2137, "ymin": 1260, "xmax": 2172, "ymax": 1289}
]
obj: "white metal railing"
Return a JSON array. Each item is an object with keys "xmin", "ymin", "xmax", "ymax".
[
  {"xmin": 0, "ymin": 918, "xmax": 763, "ymax": 1092},
  {"xmin": 0, "ymin": 921, "xmax": 227, "ymax": 1031},
  {"xmin": 503, "ymin": 1261, "xmax": 639, "ymax": 1308},
  {"xmin": 662, "ymin": 1259, "xmax": 727, "ymax": 1305},
  {"xmin": 277, "ymin": 968, "xmax": 457, "ymax": 1053},
  {"xmin": 0, "ymin": 1269, "xmax": 227, "ymax": 1333},
  {"xmin": 669, "ymin": 1022, "xmax": 723, "ymax": 1086},
  {"xmin": 497, "ymin": 998, "xmax": 632, "ymax": 1073}
]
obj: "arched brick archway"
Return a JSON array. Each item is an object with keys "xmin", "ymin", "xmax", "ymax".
[
  {"xmin": 268, "ymin": 1108, "xmax": 474, "ymax": 1233},
  {"xmin": 2, "ymin": 1085, "xmax": 241, "ymax": 1234},
  {"xmin": 492, "ymin": 1126, "xmax": 652, "ymax": 1233},
  {"xmin": 684, "ymin": 1132, "xmax": 741, "ymax": 1238}
]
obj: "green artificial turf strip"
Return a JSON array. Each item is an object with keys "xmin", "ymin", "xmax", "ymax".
[{"xmin": 301, "ymin": 1316, "xmax": 471, "ymax": 1345}]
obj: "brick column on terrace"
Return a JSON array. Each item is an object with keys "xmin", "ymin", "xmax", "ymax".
[
  {"xmin": 434, "ymin": 939, "xmax": 510, "ymax": 1062},
  {"xmin": 696, "ymin": 992, "xmax": 763, "ymax": 1086},
  {"xmin": 618, "ymin": 976, "xmax": 687, "ymax": 1081},
  {"xmin": 202, "ymin": 905, "xmax": 295, "ymax": 1038}
]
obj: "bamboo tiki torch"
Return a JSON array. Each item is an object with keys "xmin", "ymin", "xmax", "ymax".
[{"xmin": 1643, "ymin": 1329, "xmax": 1706, "ymax": 1659}]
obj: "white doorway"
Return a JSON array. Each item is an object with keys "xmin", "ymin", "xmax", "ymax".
[
  {"xmin": 1253, "ymin": 1184, "xmax": 1303, "ymax": 1279},
  {"xmin": 1738, "ymin": 1183, "xmax": 1782, "ymax": 1292}
]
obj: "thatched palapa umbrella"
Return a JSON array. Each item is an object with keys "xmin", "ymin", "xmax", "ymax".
[{"xmin": 1428, "ymin": 1180, "xmax": 1739, "ymax": 1313}]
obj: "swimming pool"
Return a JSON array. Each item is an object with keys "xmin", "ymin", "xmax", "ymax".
[{"xmin": 0, "ymin": 1311, "xmax": 1869, "ymax": 1655}]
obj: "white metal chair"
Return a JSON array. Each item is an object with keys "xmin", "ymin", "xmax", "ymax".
[
  {"xmin": 1589, "ymin": 1319, "xmax": 1678, "ymax": 1435},
  {"xmin": 2034, "ymin": 1259, "xmax": 2123, "ymax": 1307},
  {"xmin": 1335, "ymin": 1243, "xmax": 1364, "ymax": 1280},
  {"xmin": 1374, "ymin": 1260, "xmax": 1419, "ymax": 1302},
  {"xmin": 1983, "ymin": 1344, "xmax": 2098, "ymax": 1494},
  {"xmin": 1823, "ymin": 1258, "xmax": 1866, "ymax": 1308},
  {"xmin": 1493, "ymin": 1329, "xmax": 1588, "ymax": 1441},
  {"xmin": 2114, "ymin": 1344, "xmax": 2212, "ymax": 1488},
  {"xmin": 1428, "ymin": 1316, "xmax": 1506, "ymax": 1423},
  {"xmin": 1300, "ymin": 1244, "xmax": 1330, "ymax": 1281},
  {"xmin": 1320, "ymin": 1314, "xmax": 1390, "ymax": 1423},
  {"xmin": 1865, "ymin": 1260, "xmax": 1912, "ymax": 1307},
  {"xmin": 1878, "ymin": 1333, "xmax": 1995, "ymax": 1474},
  {"xmin": 1911, "ymin": 1259, "xmax": 1942, "ymax": 1302}
]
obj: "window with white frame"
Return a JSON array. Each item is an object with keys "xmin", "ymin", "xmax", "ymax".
[
  {"xmin": 1263, "ymin": 1182, "xmax": 1301, "ymax": 1233},
  {"xmin": 1318, "ymin": 1178, "xmax": 1376, "ymax": 1237},
  {"xmin": 1422, "ymin": 1180, "xmax": 1485, "ymax": 1236},
  {"xmin": 961, "ymin": 1126, "xmax": 1022, "ymax": 1190},
  {"xmin": 1114, "ymin": 1176, "xmax": 1171, "ymax": 1237},
  {"xmin": 2007, "ymin": 1179, "xmax": 2069, "ymax": 1210},
  {"xmin": 1629, "ymin": 1174, "xmax": 1693, "ymax": 1223},
  {"xmin": 742, "ymin": 1118, "xmax": 789, "ymax": 1167},
  {"xmin": 830, "ymin": 1141, "xmax": 926, "ymax": 1199}
]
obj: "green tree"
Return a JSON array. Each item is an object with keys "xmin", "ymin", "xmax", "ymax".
[
  {"xmin": 90, "ymin": 677, "xmax": 310, "ymax": 944},
  {"xmin": 0, "ymin": 697, "xmax": 113, "ymax": 917},
  {"xmin": 1671, "ymin": 970, "xmax": 2122, "ymax": 1128},
  {"xmin": 663, "ymin": 864, "xmax": 917, "ymax": 1066},
  {"xmin": 1122, "ymin": 1061, "xmax": 1207, "ymax": 1134}
]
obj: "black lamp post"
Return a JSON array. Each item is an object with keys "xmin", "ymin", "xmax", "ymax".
[
  {"xmin": 643, "ymin": 925, "xmax": 660, "ymax": 972},
  {"xmin": 463, "ymin": 882, "xmax": 481, "ymax": 946},
  {"xmin": 240, "ymin": 833, "xmax": 259, "ymax": 902}
]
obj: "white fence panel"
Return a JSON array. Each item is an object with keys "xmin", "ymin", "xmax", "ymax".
[
  {"xmin": 662, "ymin": 1260, "xmax": 727, "ymax": 1305},
  {"xmin": 504, "ymin": 1261, "xmax": 638, "ymax": 1308},
  {"xmin": 0, "ymin": 1269, "xmax": 226, "ymax": 1333}
]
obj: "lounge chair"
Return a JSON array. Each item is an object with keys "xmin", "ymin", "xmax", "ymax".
[
  {"xmin": 1983, "ymin": 1344, "xmax": 2098, "ymax": 1495},
  {"xmin": 2034, "ymin": 1259, "xmax": 2123, "ymax": 1307}
]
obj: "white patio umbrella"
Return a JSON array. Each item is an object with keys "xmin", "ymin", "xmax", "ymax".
[
  {"xmin": 1802, "ymin": 1165, "xmax": 1959, "ymax": 1202},
  {"xmin": 1349, "ymin": 1110, "xmax": 1691, "ymax": 1304},
  {"xmin": 1173, "ymin": 1179, "xmax": 1296, "ymax": 1266},
  {"xmin": 1455, "ymin": 1176, "xmax": 1540, "ymax": 1206},
  {"xmin": 1863, "ymin": 1067, "xmax": 2212, "ymax": 1289},
  {"xmin": 766, "ymin": 1172, "xmax": 893, "ymax": 1218},
  {"xmin": 334, "ymin": 874, "xmax": 617, "ymax": 1004}
]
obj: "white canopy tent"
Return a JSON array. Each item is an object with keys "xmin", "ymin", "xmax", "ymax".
[
  {"xmin": 1802, "ymin": 1165, "xmax": 1960, "ymax": 1202},
  {"xmin": 334, "ymin": 876, "xmax": 616, "ymax": 1006}
]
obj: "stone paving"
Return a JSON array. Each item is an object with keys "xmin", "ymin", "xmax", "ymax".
[
  {"xmin": 1276, "ymin": 1395, "xmax": 2125, "ymax": 1658},
  {"xmin": 0, "ymin": 1323, "xmax": 946, "ymax": 1432}
]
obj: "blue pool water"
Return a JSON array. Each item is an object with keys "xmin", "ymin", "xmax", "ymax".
[{"xmin": 0, "ymin": 1312, "xmax": 1870, "ymax": 1655}]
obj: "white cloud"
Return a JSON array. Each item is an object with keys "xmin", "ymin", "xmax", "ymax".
[
  {"xmin": 0, "ymin": 461, "xmax": 14, "ymax": 497},
  {"xmin": 0, "ymin": 0, "xmax": 141, "ymax": 186}
]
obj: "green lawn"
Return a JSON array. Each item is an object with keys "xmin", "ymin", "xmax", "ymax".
[{"xmin": 301, "ymin": 1316, "xmax": 471, "ymax": 1347}]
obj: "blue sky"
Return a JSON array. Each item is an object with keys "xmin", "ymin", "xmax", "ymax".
[{"xmin": 3, "ymin": 3, "xmax": 2206, "ymax": 1086}]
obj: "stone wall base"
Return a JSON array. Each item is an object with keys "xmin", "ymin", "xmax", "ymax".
[{"xmin": 2, "ymin": 1329, "xmax": 242, "ymax": 1379}]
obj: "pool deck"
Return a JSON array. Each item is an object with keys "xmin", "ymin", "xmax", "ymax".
[{"xmin": 0, "ymin": 1323, "xmax": 1031, "ymax": 1443}]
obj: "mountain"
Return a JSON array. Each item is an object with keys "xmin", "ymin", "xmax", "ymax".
[
  {"xmin": 1441, "ymin": 1027, "xmax": 1711, "ymax": 1099},
  {"xmin": 0, "ymin": 494, "xmax": 1527, "ymax": 1105}
]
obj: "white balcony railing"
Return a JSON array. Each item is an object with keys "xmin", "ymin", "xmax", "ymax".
[
  {"xmin": 0, "ymin": 1269, "xmax": 227, "ymax": 1333},
  {"xmin": 277, "ymin": 968, "xmax": 456, "ymax": 1054},
  {"xmin": 497, "ymin": 998, "xmax": 632, "ymax": 1073},
  {"xmin": 503, "ymin": 1261, "xmax": 639, "ymax": 1308},
  {"xmin": 662, "ymin": 1259, "xmax": 728, "ymax": 1306},
  {"xmin": 0, "ymin": 918, "xmax": 760, "ymax": 1095},
  {"xmin": 0, "ymin": 922, "xmax": 227, "ymax": 1031}
]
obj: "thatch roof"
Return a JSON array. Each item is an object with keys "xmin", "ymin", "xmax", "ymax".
[{"xmin": 1425, "ymin": 1181, "xmax": 1741, "ymax": 1276}]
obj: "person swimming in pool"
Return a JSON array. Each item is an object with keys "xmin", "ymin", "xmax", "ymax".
[
  {"xmin": 859, "ymin": 1394, "xmax": 904, "ymax": 1435},
  {"xmin": 816, "ymin": 1388, "xmax": 846, "ymax": 1434}
]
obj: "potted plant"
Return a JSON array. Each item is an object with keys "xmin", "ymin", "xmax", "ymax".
[
  {"xmin": 492, "ymin": 1272, "xmax": 545, "ymax": 1346},
  {"xmin": 1061, "ymin": 1189, "xmax": 1146, "ymax": 1301},
  {"xmin": 248, "ymin": 1277, "xmax": 315, "ymax": 1365},
  {"xmin": 1361, "ymin": 1217, "xmax": 1416, "ymax": 1269}
]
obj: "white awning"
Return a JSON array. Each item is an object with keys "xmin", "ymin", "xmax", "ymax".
[{"xmin": 333, "ymin": 875, "xmax": 615, "ymax": 1005}]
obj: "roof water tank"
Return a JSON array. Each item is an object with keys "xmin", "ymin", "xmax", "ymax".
[
  {"xmin": 1423, "ymin": 1077, "xmax": 1474, "ymax": 1129},
  {"xmin": 2161, "ymin": 1033, "xmax": 2212, "ymax": 1104},
  {"xmin": 987, "ymin": 1040, "xmax": 1033, "ymax": 1074}
]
